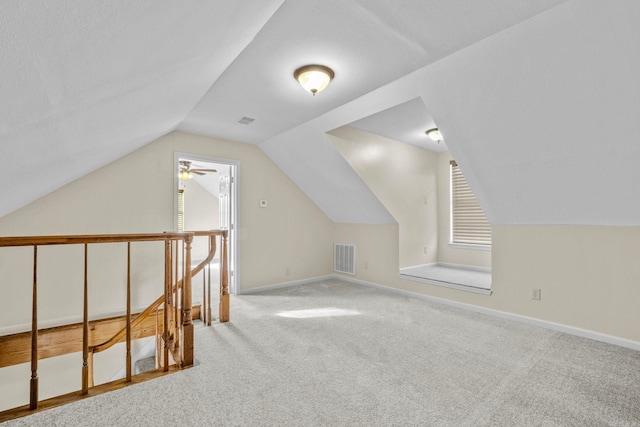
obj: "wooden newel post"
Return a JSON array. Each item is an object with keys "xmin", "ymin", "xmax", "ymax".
[
  {"xmin": 181, "ymin": 233, "xmax": 194, "ymax": 367},
  {"xmin": 219, "ymin": 231, "xmax": 230, "ymax": 323}
]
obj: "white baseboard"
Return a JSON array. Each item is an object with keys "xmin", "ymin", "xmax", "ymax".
[
  {"xmin": 337, "ymin": 276, "xmax": 640, "ymax": 352},
  {"xmin": 241, "ymin": 274, "xmax": 640, "ymax": 352},
  {"xmin": 238, "ymin": 275, "xmax": 335, "ymax": 295}
]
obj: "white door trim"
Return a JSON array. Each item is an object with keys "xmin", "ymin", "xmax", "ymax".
[{"xmin": 174, "ymin": 152, "xmax": 240, "ymax": 295}]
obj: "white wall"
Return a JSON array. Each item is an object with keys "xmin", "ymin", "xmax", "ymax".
[
  {"xmin": 492, "ymin": 226, "xmax": 640, "ymax": 340},
  {"xmin": 333, "ymin": 223, "xmax": 640, "ymax": 344},
  {"xmin": 0, "ymin": 130, "xmax": 335, "ymax": 320},
  {"xmin": 182, "ymin": 177, "xmax": 219, "ymax": 260},
  {"xmin": 329, "ymin": 127, "xmax": 437, "ymax": 268},
  {"xmin": 182, "ymin": 177, "xmax": 219, "ymax": 305},
  {"xmin": 183, "ymin": 178, "xmax": 219, "ymax": 236}
]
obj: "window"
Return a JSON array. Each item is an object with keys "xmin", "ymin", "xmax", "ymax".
[
  {"xmin": 177, "ymin": 189, "xmax": 185, "ymax": 231},
  {"xmin": 450, "ymin": 160, "xmax": 491, "ymax": 246}
]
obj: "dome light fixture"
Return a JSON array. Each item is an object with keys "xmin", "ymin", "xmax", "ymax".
[
  {"xmin": 294, "ymin": 64, "xmax": 334, "ymax": 95},
  {"xmin": 425, "ymin": 128, "xmax": 443, "ymax": 142}
]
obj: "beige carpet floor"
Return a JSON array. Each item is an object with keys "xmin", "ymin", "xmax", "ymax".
[{"xmin": 3, "ymin": 279, "xmax": 640, "ymax": 426}]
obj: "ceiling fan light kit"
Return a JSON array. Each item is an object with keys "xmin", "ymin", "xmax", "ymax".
[
  {"xmin": 178, "ymin": 160, "xmax": 217, "ymax": 180},
  {"xmin": 294, "ymin": 64, "xmax": 334, "ymax": 95}
]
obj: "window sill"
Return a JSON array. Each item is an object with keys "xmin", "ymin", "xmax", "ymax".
[
  {"xmin": 449, "ymin": 242, "xmax": 491, "ymax": 251},
  {"xmin": 399, "ymin": 263, "xmax": 492, "ymax": 296}
]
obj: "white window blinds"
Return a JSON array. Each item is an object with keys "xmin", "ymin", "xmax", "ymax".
[{"xmin": 450, "ymin": 160, "xmax": 491, "ymax": 246}]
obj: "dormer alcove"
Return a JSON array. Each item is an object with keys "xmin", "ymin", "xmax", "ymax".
[{"xmin": 329, "ymin": 117, "xmax": 492, "ymax": 295}]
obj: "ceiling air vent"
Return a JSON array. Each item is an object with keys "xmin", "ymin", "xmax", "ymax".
[{"xmin": 238, "ymin": 116, "xmax": 256, "ymax": 125}]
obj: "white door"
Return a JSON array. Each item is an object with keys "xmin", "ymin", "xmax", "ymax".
[{"xmin": 219, "ymin": 172, "xmax": 230, "ymax": 231}]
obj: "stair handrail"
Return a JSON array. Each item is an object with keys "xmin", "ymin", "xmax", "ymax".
[{"xmin": 89, "ymin": 231, "xmax": 219, "ymax": 354}]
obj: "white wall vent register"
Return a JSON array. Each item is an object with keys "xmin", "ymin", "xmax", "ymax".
[{"xmin": 334, "ymin": 244, "xmax": 356, "ymax": 275}]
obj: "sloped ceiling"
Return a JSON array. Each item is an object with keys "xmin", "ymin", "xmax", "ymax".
[
  {"xmin": 348, "ymin": 98, "xmax": 448, "ymax": 153},
  {"xmin": 0, "ymin": 0, "xmax": 284, "ymax": 217},
  {"xmin": 5, "ymin": 1, "xmax": 639, "ymax": 227},
  {"xmin": 419, "ymin": 0, "xmax": 640, "ymax": 225}
]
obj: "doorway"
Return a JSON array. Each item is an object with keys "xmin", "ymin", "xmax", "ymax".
[{"xmin": 174, "ymin": 153, "xmax": 238, "ymax": 297}]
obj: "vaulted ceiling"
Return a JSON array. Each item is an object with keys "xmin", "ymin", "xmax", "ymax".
[{"xmin": 2, "ymin": 1, "xmax": 639, "ymax": 226}]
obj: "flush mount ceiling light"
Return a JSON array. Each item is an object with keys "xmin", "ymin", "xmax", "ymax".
[
  {"xmin": 425, "ymin": 128, "xmax": 443, "ymax": 142},
  {"xmin": 294, "ymin": 64, "xmax": 334, "ymax": 95}
]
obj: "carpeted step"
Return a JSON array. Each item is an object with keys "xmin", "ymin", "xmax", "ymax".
[{"xmin": 134, "ymin": 356, "xmax": 156, "ymax": 374}]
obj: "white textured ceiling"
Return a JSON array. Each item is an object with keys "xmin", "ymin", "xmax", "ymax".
[
  {"xmin": 179, "ymin": 0, "xmax": 568, "ymax": 145},
  {"xmin": 0, "ymin": 0, "xmax": 284, "ymax": 217},
  {"xmin": 348, "ymin": 98, "xmax": 448, "ymax": 152},
  {"xmin": 6, "ymin": 0, "xmax": 640, "ymax": 227}
]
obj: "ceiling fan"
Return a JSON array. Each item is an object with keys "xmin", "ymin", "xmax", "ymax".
[{"xmin": 179, "ymin": 160, "xmax": 217, "ymax": 180}]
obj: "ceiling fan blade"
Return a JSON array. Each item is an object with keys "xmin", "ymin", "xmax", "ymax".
[
  {"xmin": 192, "ymin": 170, "xmax": 206, "ymax": 175},
  {"xmin": 191, "ymin": 168, "xmax": 217, "ymax": 173}
]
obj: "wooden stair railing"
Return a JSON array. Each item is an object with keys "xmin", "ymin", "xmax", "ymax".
[
  {"xmin": 0, "ymin": 229, "xmax": 229, "ymax": 418},
  {"xmin": 88, "ymin": 231, "xmax": 227, "ymax": 377}
]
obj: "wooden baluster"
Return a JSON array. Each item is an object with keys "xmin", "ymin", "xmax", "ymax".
[
  {"xmin": 173, "ymin": 240, "xmax": 178, "ymax": 337},
  {"xmin": 172, "ymin": 240, "xmax": 177, "ymax": 358},
  {"xmin": 164, "ymin": 241, "xmax": 171, "ymax": 342},
  {"xmin": 82, "ymin": 244, "xmax": 89, "ymax": 394},
  {"xmin": 29, "ymin": 245, "xmax": 38, "ymax": 410},
  {"xmin": 207, "ymin": 235, "xmax": 213, "ymax": 326},
  {"xmin": 202, "ymin": 246, "xmax": 206, "ymax": 324},
  {"xmin": 155, "ymin": 306, "xmax": 160, "ymax": 369},
  {"xmin": 88, "ymin": 352, "xmax": 94, "ymax": 387},
  {"xmin": 163, "ymin": 239, "xmax": 171, "ymax": 372},
  {"xmin": 177, "ymin": 240, "xmax": 183, "ymax": 351},
  {"xmin": 126, "ymin": 242, "xmax": 132, "ymax": 382},
  {"xmin": 219, "ymin": 231, "xmax": 230, "ymax": 323},
  {"xmin": 181, "ymin": 233, "xmax": 194, "ymax": 366}
]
